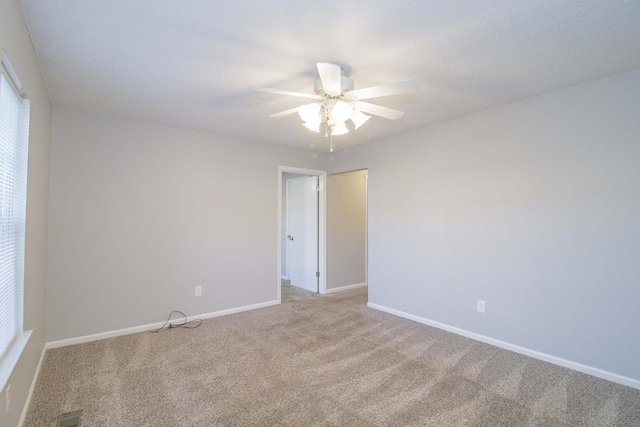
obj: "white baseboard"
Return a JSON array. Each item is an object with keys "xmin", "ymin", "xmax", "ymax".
[
  {"xmin": 326, "ymin": 283, "xmax": 367, "ymax": 294},
  {"xmin": 19, "ymin": 345, "xmax": 46, "ymax": 427},
  {"xmin": 281, "ymin": 275, "xmax": 288, "ymax": 280},
  {"xmin": 196, "ymin": 300, "xmax": 279, "ymax": 321},
  {"xmin": 367, "ymin": 302, "xmax": 640, "ymax": 391},
  {"xmin": 46, "ymin": 300, "xmax": 280, "ymax": 350}
]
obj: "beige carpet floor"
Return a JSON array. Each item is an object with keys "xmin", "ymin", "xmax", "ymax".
[
  {"xmin": 281, "ymin": 280, "xmax": 318, "ymax": 302},
  {"xmin": 25, "ymin": 286, "xmax": 640, "ymax": 426}
]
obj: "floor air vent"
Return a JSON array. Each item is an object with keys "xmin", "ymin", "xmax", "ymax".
[{"xmin": 56, "ymin": 411, "xmax": 81, "ymax": 427}]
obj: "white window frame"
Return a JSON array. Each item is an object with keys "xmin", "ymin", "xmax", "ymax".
[{"xmin": 0, "ymin": 52, "xmax": 32, "ymax": 392}]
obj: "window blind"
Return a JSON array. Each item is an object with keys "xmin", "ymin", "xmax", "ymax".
[{"xmin": 0, "ymin": 71, "xmax": 30, "ymax": 361}]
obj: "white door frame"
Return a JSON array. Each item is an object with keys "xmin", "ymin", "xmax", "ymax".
[{"xmin": 278, "ymin": 166, "xmax": 327, "ymax": 303}]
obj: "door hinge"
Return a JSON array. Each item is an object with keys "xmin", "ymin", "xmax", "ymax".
[
  {"xmin": 316, "ymin": 185, "xmax": 320, "ymax": 192},
  {"xmin": 316, "ymin": 272, "xmax": 320, "ymax": 278}
]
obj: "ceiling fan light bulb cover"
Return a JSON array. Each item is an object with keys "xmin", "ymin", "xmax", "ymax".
[
  {"xmin": 331, "ymin": 100, "xmax": 354, "ymax": 122},
  {"xmin": 303, "ymin": 121, "xmax": 321, "ymax": 133},
  {"xmin": 332, "ymin": 121, "xmax": 349, "ymax": 136},
  {"xmin": 351, "ymin": 111, "xmax": 371, "ymax": 129},
  {"xmin": 298, "ymin": 102, "xmax": 322, "ymax": 121}
]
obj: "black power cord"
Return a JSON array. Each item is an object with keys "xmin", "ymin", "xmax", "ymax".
[{"xmin": 151, "ymin": 310, "xmax": 202, "ymax": 333}]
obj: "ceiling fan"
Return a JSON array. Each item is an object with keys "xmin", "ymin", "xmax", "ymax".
[{"xmin": 252, "ymin": 63, "xmax": 418, "ymax": 151}]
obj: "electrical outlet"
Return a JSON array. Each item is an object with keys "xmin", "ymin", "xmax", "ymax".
[
  {"xmin": 477, "ymin": 299, "xmax": 485, "ymax": 313},
  {"xmin": 195, "ymin": 286, "xmax": 202, "ymax": 297},
  {"xmin": 5, "ymin": 384, "xmax": 10, "ymax": 415}
]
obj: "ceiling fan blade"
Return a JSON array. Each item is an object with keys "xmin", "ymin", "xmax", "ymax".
[
  {"xmin": 251, "ymin": 87, "xmax": 322, "ymax": 100},
  {"xmin": 349, "ymin": 80, "xmax": 418, "ymax": 100},
  {"xmin": 356, "ymin": 101, "xmax": 405, "ymax": 120},
  {"xmin": 316, "ymin": 62, "xmax": 342, "ymax": 96},
  {"xmin": 270, "ymin": 106, "xmax": 301, "ymax": 118}
]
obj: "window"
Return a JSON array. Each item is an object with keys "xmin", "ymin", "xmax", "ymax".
[{"xmin": 0, "ymin": 53, "xmax": 30, "ymax": 390}]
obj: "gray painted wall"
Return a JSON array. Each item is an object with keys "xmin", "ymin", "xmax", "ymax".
[
  {"xmin": 0, "ymin": 1, "xmax": 52, "ymax": 425},
  {"xmin": 329, "ymin": 69, "xmax": 640, "ymax": 381},
  {"xmin": 47, "ymin": 109, "xmax": 326, "ymax": 341},
  {"xmin": 327, "ymin": 170, "xmax": 367, "ymax": 290}
]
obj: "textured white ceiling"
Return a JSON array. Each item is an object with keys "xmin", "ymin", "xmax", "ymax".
[{"xmin": 19, "ymin": 0, "xmax": 640, "ymax": 151}]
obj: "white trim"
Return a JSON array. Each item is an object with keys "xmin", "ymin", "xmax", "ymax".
[
  {"xmin": 0, "ymin": 330, "xmax": 32, "ymax": 392},
  {"xmin": 46, "ymin": 300, "xmax": 279, "ymax": 349},
  {"xmin": 280, "ymin": 275, "xmax": 288, "ymax": 280},
  {"xmin": 326, "ymin": 283, "xmax": 367, "ymax": 294},
  {"xmin": 364, "ymin": 173, "xmax": 368, "ymax": 287},
  {"xmin": 1, "ymin": 51, "xmax": 27, "ymax": 98},
  {"xmin": 367, "ymin": 302, "xmax": 640, "ymax": 390},
  {"xmin": 18, "ymin": 345, "xmax": 45, "ymax": 427},
  {"xmin": 196, "ymin": 300, "xmax": 278, "ymax": 321}
]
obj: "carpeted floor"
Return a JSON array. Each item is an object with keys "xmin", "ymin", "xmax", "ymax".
[
  {"xmin": 281, "ymin": 280, "xmax": 317, "ymax": 303},
  {"xmin": 25, "ymin": 286, "xmax": 640, "ymax": 426}
]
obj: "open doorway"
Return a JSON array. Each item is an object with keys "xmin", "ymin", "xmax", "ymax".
[
  {"xmin": 278, "ymin": 166, "xmax": 327, "ymax": 303},
  {"xmin": 326, "ymin": 169, "xmax": 368, "ymax": 293}
]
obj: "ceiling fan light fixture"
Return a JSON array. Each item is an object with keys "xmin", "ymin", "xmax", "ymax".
[
  {"xmin": 298, "ymin": 102, "xmax": 322, "ymax": 122},
  {"xmin": 351, "ymin": 111, "xmax": 371, "ymax": 129},
  {"xmin": 331, "ymin": 121, "xmax": 349, "ymax": 136},
  {"xmin": 331, "ymin": 100, "xmax": 353, "ymax": 122},
  {"xmin": 302, "ymin": 118, "xmax": 322, "ymax": 132}
]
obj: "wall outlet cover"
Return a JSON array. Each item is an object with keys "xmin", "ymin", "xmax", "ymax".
[{"xmin": 477, "ymin": 299, "xmax": 486, "ymax": 313}]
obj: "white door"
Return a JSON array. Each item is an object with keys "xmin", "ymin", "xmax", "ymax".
[{"xmin": 286, "ymin": 176, "xmax": 319, "ymax": 292}]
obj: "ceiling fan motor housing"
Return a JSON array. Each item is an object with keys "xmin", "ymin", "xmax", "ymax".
[{"xmin": 314, "ymin": 75, "xmax": 354, "ymax": 96}]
